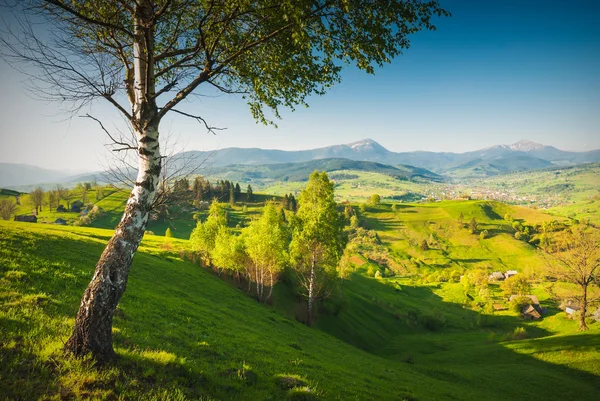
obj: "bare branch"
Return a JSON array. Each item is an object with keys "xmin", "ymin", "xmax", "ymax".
[
  {"xmin": 169, "ymin": 108, "xmax": 226, "ymax": 135},
  {"xmin": 42, "ymin": 0, "xmax": 134, "ymax": 37}
]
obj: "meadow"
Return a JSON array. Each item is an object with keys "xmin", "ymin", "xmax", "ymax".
[{"xmin": 1, "ymin": 194, "xmax": 599, "ymax": 400}]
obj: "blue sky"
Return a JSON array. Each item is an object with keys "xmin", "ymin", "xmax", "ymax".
[{"xmin": 0, "ymin": 0, "xmax": 599, "ymax": 171}]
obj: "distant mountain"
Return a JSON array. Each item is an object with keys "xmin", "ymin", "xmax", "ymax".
[
  {"xmin": 0, "ymin": 163, "xmax": 110, "ymax": 191},
  {"xmin": 3, "ymin": 139, "xmax": 599, "ymax": 189},
  {"xmin": 203, "ymin": 158, "xmax": 443, "ymax": 184},
  {"xmin": 179, "ymin": 138, "xmax": 600, "ymax": 177},
  {"xmin": 0, "ymin": 163, "xmax": 73, "ymax": 188},
  {"xmin": 447, "ymin": 155, "xmax": 554, "ymax": 178}
]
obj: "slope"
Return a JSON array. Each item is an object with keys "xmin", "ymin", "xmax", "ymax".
[
  {"xmin": 203, "ymin": 158, "xmax": 442, "ymax": 186},
  {"xmin": 2, "ymin": 218, "xmax": 599, "ymax": 400}
]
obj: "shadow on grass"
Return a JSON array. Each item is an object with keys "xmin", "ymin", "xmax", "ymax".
[{"xmin": 315, "ymin": 272, "xmax": 600, "ymax": 400}]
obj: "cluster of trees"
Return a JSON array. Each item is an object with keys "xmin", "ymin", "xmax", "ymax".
[
  {"xmin": 26, "ymin": 183, "xmax": 103, "ymax": 215},
  {"xmin": 0, "ymin": 198, "xmax": 18, "ymax": 220},
  {"xmin": 190, "ymin": 172, "xmax": 345, "ymax": 325},
  {"xmin": 172, "ymin": 177, "xmax": 253, "ymax": 206},
  {"xmin": 282, "ymin": 193, "xmax": 297, "ymax": 211}
]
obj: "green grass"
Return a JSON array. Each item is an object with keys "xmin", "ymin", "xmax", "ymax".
[{"xmin": 2, "ymin": 219, "xmax": 599, "ymax": 400}]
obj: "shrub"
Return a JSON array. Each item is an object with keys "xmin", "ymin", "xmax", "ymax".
[
  {"xmin": 366, "ymin": 264, "xmax": 378, "ymax": 277},
  {"xmin": 374, "ymin": 270, "xmax": 382, "ymax": 279},
  {"xmin": 73, "ymin": 216, "xmax": 91, "ymax": 226},
  {"xmin": 593, "ymin": 308, "xmax": 600, "ymax": 322},
  {"xmin": 479, "ymin": 230, "xmax": 489, "ymax": 240},
  {"xmin": 509, "ymin": 296, "xmax": 531, "ymax": 313},
  {"xmin": 419, "ymin": 310, "xmax": 446, "ymax": 331},
  {"xmin": 511, "ymin": 327, "xmax": 528, "ymax": 340},
  {"xmin": 165, "ymin": 228, "xmax": 173, "ymax": 238}
]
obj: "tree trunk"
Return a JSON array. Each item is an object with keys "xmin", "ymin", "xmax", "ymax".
[
  {"xmin": 307, "ymin": 253, "xmax": 316, "ymax": 326},
  {"xmin": 267, "ymin": 271, "xmax": 274, "ymax": 301},
  {"xmin": 64, "ymin": 123, "xmax": 161, "ymax": 362},
  {"xmin": 579, "ymin": 284, "xmax": 588, "ymax": 331}
]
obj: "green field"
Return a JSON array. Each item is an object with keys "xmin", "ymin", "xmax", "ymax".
[{"xmin": 1, "ymin": 194, "xmax": 599, "ymax": 400}]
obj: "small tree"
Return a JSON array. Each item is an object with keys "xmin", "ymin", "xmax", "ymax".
[
  {"xmin": 243, "ymin": 203, "xmax": 288, "ymax": 301},
  {"xmin": 229, "ymin": 185, "xmax": 235, "ymax": 206},
  {"xmin": 420, "ymin": 239, "xmax": 429, "ymax": 251},
  {"xmin": 546, "ymin": 225, "xmax": 600, "ymax": 330},
  {"xmin": 212, "ymin": 227, "xmax": 250, "ymax": 285},
  {"xmin": 370, "ymin": 194, "xmax": 381, "ymax": 206},
  {"xmin": 165, "ymin": 228, "xmax": 173, "ymax": 238},
  {"xmin": 48, "ymin": 190, "xmax": 58, "ymax": 210},
  {"xmin": 246, "ymin": 185, "xmax": 254, "ymax": 202},
  {"xmin": 0, "ymin": 199, "xmax": 18, "ymax": 220},
  {"xmin": 501, "ymin": 275, "xmax": 531, "ymax": 297},
  {"xmin": 291, "ymin": 171, "xmax": 345, "ymax": 325},
  {"xmin": 190, "ymin": 202, "xmax": 227, "ymax": 264},
  {"xmin": 30, "ymin": 187, "xmax": 45, "ymax": 214},
  {"xmin": 469, "ymin": 218, "xmax": 478, "ymax": 234},
  {"xmin": 457, "ymin": 212, "xmax": 464, "ymax": 227}
]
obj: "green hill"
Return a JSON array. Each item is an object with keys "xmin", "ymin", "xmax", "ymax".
[
  {"xmin": 205, "ymin": 158, "xmax": 443, "ymax": 186},
  {"xmin": 2, "ymin": 209, "xmax": 599, "ymax": 400}
]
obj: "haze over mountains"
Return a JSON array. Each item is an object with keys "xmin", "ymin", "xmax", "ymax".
[
  {"xmin": 178, "ymin": 138, "xmax": 600, "ymax": 175},
  {"xmin": 1, "ymin": 139, "xmax": 599, "ymax": 188}
]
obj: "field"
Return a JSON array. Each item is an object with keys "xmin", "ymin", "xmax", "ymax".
[{"xmin": 1, "ymin": 194, "xmax": 599, "ymax": 400}]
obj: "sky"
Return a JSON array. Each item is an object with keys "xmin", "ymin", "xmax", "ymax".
[{"xmin": 0, "ymin": 0, "xmax": 599, "ymax": 172}]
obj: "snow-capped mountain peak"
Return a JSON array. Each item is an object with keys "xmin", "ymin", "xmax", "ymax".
[
  {"xmin": 346, "ymin": 138, "xmax": 388, "ymax": 153},
  {"xmin": 509, "ymin": 140, "xmax": 546, "ymax": 152}
]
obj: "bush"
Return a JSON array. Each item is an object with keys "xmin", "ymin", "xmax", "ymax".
[
  {"xmin": 509, "ymin": 296, "xmax": 531, "ymax": 313},
  {"xmin": 73, "ymin": 216, "xmax": 91, "ymax": 226},
  {"xmin": 366, "ymin": 264, "xmax": 378, "ymax": 277},
  {"xmin": 593, "ymin": 308, "xmax": 600, "ymax": 322},
  {"xmin": 510, "ymin": 327, "xmax": 528, "ymax": 340},
  {"xmin": 165, "ymin": 228, "xmax": 173, "ymax": 238},
  {"xmin": 419, "ymin": 310, "xmax": 447, "ymax": 331}
]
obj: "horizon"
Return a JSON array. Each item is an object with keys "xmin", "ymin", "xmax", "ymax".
[
  {"xmin": 2, "ymin": 136, "xmax": 599, "ymax": 173},
  {"xmin": 1, "ymin": 0, "xmax": 599, "ymax": 171}
]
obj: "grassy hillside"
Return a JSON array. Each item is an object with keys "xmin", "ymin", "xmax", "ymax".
[
  {"xmin": 262, "ymin": 170, "xmax": 427, "ymax": 202},
  {"xmin": 204, "ymin": 158, "xmax": 442, "ymax": 184},
  {"xmin": 2, "ymin": 212, "xmax": 599, "ymax": 400}
]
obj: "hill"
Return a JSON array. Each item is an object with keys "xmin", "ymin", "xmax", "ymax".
[
  {"xmin": 1, "ymin": 218, "xmax": 599, "ymax": 400},
  {"xmin": 202, "ymin": 158, "xmax": 443, "ymax": 185}
]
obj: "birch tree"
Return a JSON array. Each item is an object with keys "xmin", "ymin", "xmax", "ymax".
[
  {"xmin": 546, "ymin": 224, "xmax": 600, "ymax": 331},
  {"xmin": 1, "ymin": 0, "xmax": 448, "ymax": 361},
  {"xmin": 291, "ymin": 171, "xmax": 344, "ymax": 326},
  {"xmin": 243, "ymin": 202, "xmax": 288, "ymax": 302},
  {"xmin": 212, "ymin": 226, "xmax": 250, "ymax": 284}
]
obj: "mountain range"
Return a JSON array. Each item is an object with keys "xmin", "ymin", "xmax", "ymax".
[
  {"xmin": 1, "ymin": 139, "xmax": 599, "ymax": 189},
  {"xmin": 178, "ymin": 138, "xmax": 600, "ymax": 176}
]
